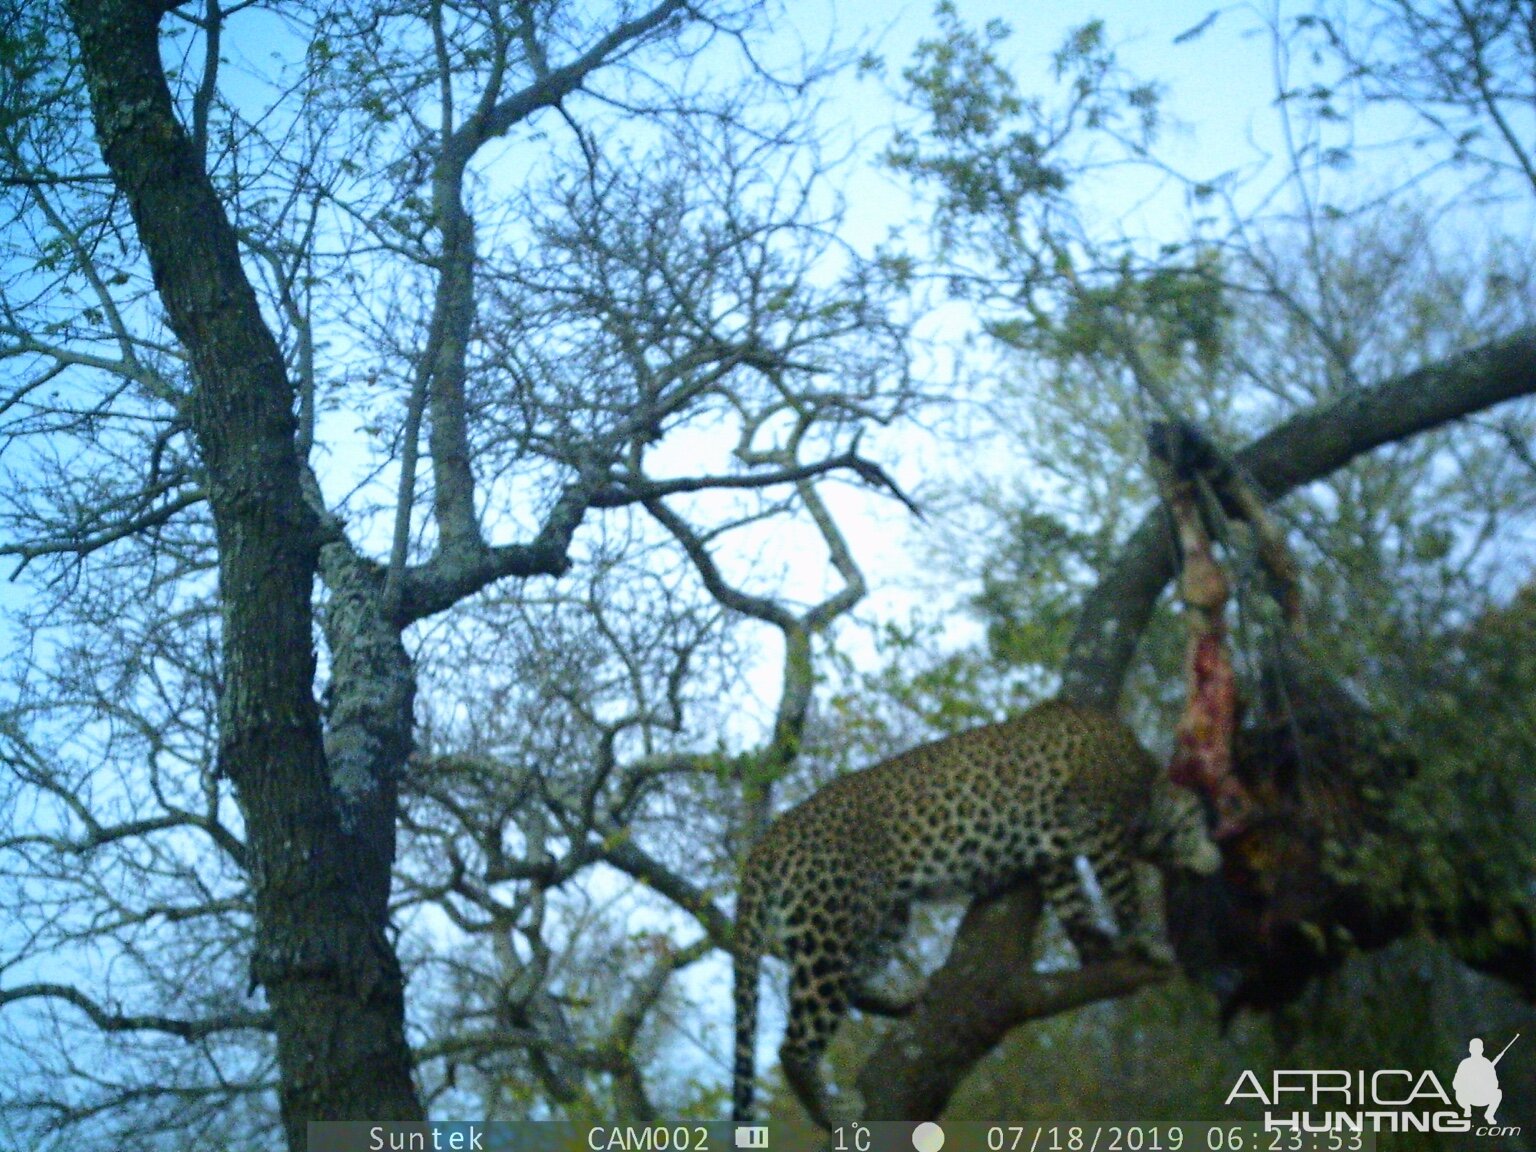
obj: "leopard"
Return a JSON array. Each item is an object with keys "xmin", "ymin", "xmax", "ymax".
[{"xmin": 730, "ymin": 699, "xmax": 1221, "ymax": 1128}]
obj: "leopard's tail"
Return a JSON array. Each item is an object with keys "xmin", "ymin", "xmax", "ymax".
[{"xmin": 732, "ymin": 879, "xmax": 762, "ymax": 1122}]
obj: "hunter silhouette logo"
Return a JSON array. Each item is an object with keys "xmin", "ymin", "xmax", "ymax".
[
  {"xmin": 1224, "ymin": 1031, "xmax": 1524, "ymax": 1136},
  {"xmin": 1454, "ymin": 1034, "xmax": 1518, "ymax": 1127}
]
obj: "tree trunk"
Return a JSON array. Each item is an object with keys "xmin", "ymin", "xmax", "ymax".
[{"xmin": 64, "ymin": 1, "xmax": 422, "ymax": 1143}]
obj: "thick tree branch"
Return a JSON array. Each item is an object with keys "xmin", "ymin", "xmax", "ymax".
[
  {"xmin": 1061, "ymin": 327, "xmax": 1536, "ymax": 708},
  {"xmin": 856, "ymin": 884, "xmax": 1166, "ymax": 1120},
  {"xmin": 395, "ymin": 475, "xmax": 594, "ymax": 623}
]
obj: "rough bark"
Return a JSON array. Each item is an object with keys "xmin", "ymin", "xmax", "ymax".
[
  {"xmin": 63, "ymin": 0, "xmax": 421, "ymax": 1143},
  {"xmin": 318, "ymin": 545, "xmax": 416, "ymax": 931},
  {"xmin": 860, "ymin": 330, "xmax": 1536, "ymax": 1121}
]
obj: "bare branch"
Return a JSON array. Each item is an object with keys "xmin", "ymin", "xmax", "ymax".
[
  {"xmin": 603, "ymin": 838, "xmax": 733, "ymax": 948},
  {"xmin": 590, "ymin": 449, "xmax": 919, "ymax": 514},
  {"xmin": 3, "ymin": 487, "xmax": 204, "ymax": 579},
  {"xmin": 0, "ymin": 983, "xmax": 268, "ymax": 1040},
  {"xmin": 474, "ymin": 0, "xmax": 692, "ymax": 144}
]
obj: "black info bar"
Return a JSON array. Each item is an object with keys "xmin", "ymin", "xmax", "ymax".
[{"xmin": 307, "ymin": 1120, "xmax": 1375, "ymax": 1152}]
